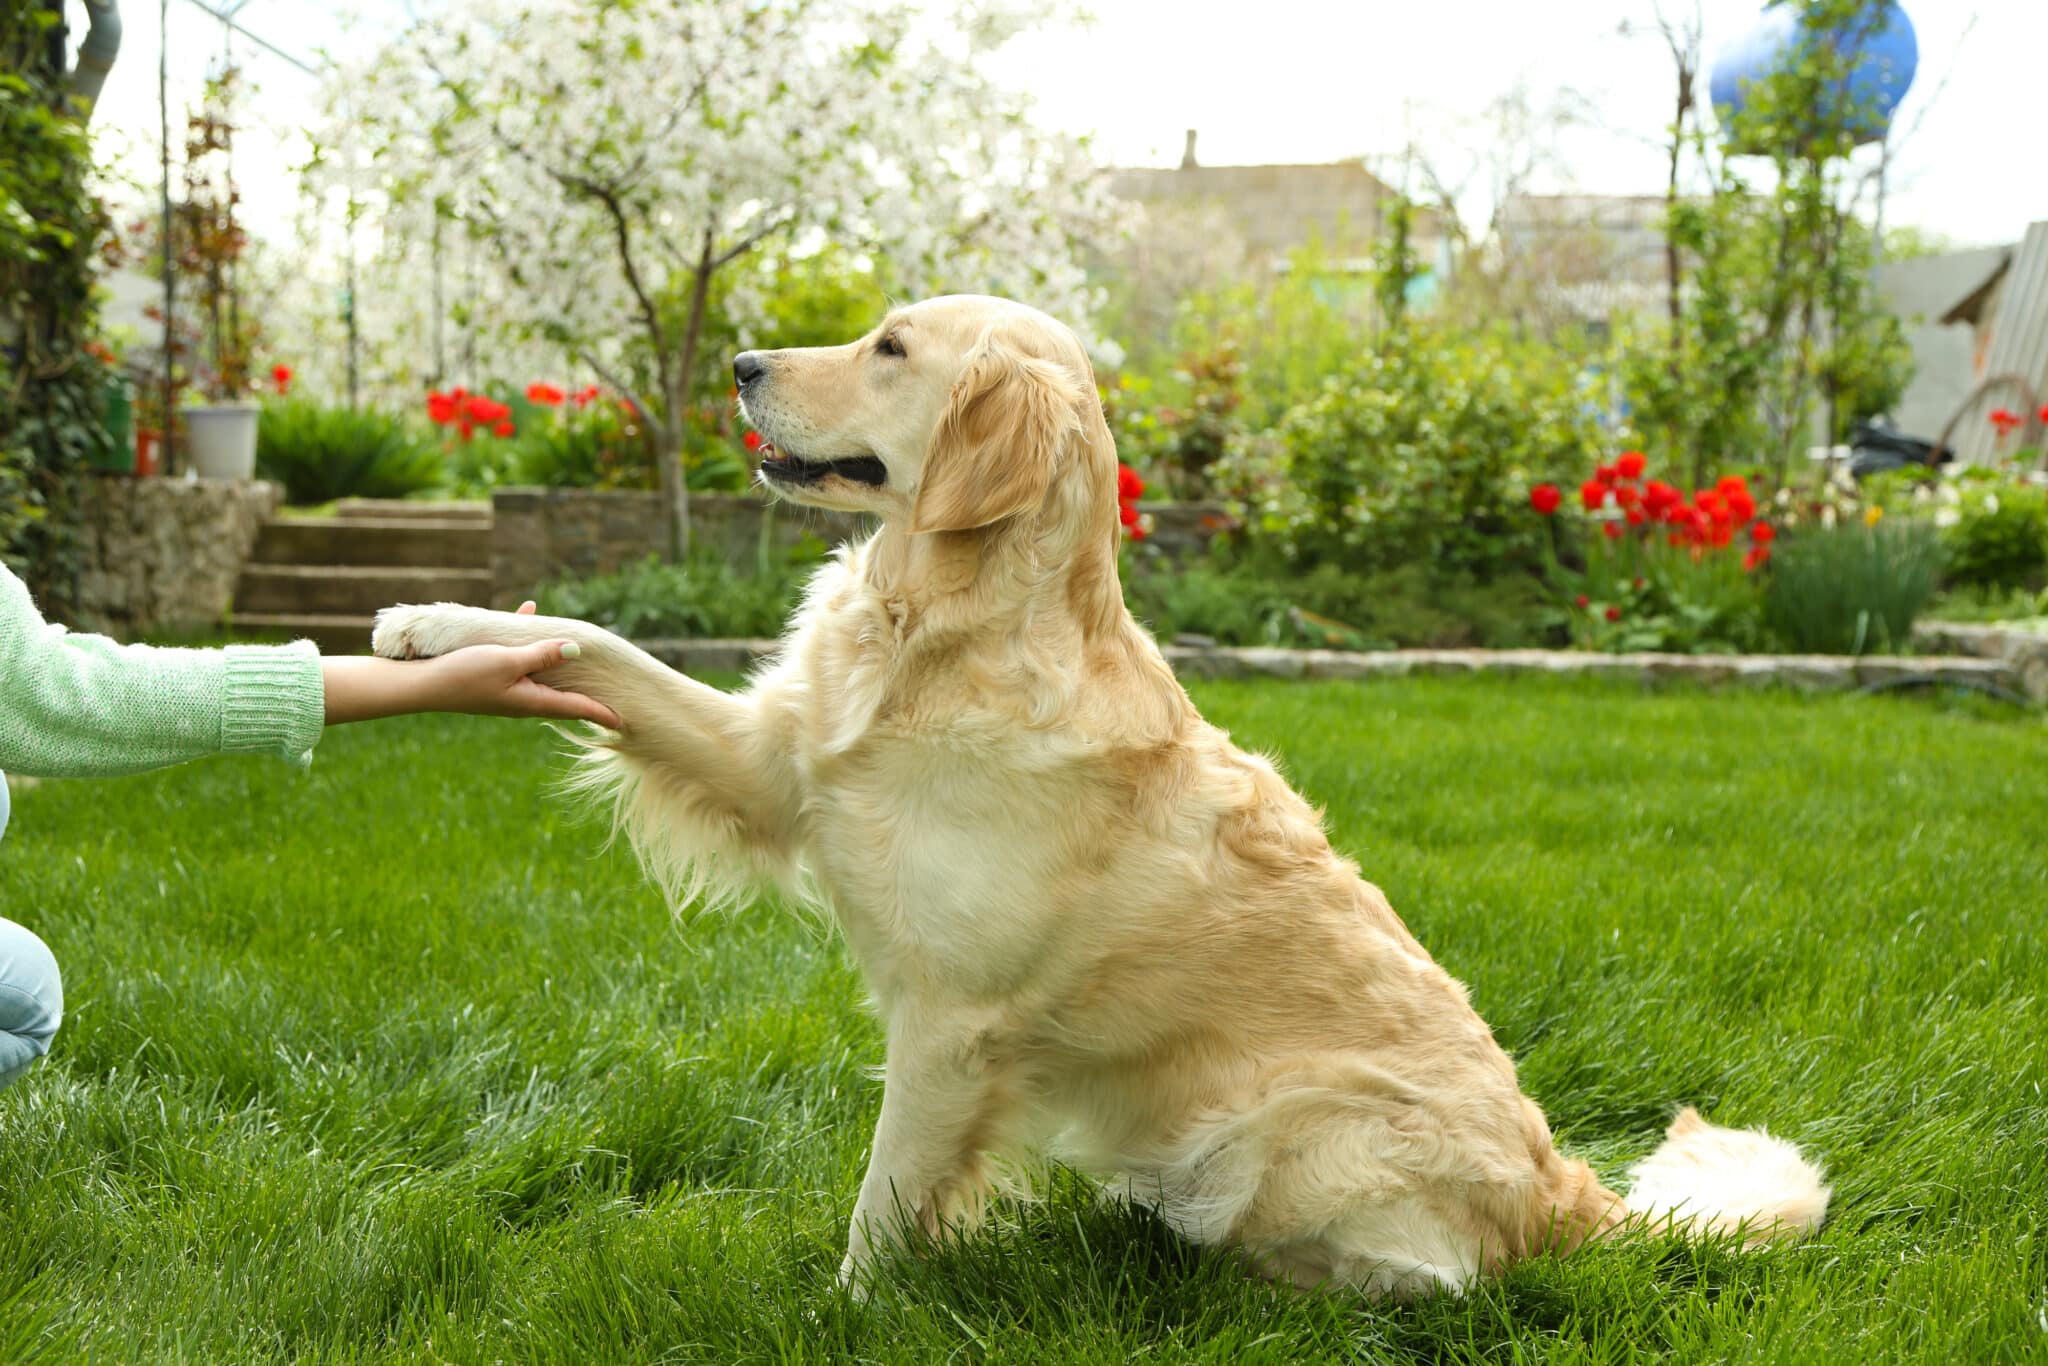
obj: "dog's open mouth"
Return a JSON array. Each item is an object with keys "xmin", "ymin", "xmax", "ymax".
[{"xmin": 758, "ymin": 444, "xmax": 888, "ymax": 488}]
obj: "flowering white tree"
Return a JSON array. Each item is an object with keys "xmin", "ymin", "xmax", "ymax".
[{"xmin": 317, "ymin": 0, "xmax": 1120, "ymax": 552}]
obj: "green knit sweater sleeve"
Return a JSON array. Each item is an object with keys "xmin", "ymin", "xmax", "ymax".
[{"xmin": 0, "ymin": 566, "xmax": 326, "ymax": 778}]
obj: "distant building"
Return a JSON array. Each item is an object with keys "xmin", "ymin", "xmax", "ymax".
[
  {"xmin": 1877, "ymin": 243, "xmax": 2014, "ymax": 445},
  {"xmin": 1917, "ymin": 223, "xmax": 2048, "ymax": 460},
  {"xmin": 1490, "ymin": 193, "xmax": 1674, "ymax": 329},
  {"xmin": 1108, "ymin": 130, "xmax": 1453, "ymax": 276}
]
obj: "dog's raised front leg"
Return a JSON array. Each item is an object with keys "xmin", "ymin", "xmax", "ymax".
[
  {"xmin": 841, "ymin": 1011, "xmax": 1017, "ymax": 1290},
  {"xmin": 373, "ymin": 603, "xmax": 803, "ymax": 902}
]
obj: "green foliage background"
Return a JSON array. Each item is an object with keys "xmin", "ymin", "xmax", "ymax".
[{"xmin": 1, "ymin": 5, "xmax": 112, "ymax": 612}]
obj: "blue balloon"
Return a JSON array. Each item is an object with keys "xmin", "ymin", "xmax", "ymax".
[{"xmin": 1709, "ymin": 2, "xmax": 1918, "ymax": 148}]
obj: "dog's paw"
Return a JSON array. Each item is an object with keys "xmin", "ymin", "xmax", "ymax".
[{"xmin": 371, "ymin": 603, "xmax": 498, "ymax": 660}]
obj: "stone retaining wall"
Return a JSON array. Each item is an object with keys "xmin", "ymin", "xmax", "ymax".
[
  {"xmin": 1910, "ymin": 621, "xmax": 2048, "ymax": 701},
  {"xmin": 629, "ymin": 637, "xmax": 2044, "ymax": 703},
  {"xmin": 488, "ymin": 488, "xmax": 1233, "ymax": 605},
  {"xmin": 72, "ymin": 475, "xmax": 280, "ymax": 636},
  {"xmin": 489, "ymin": 488, "xmax": 869, "ymax": 607}
]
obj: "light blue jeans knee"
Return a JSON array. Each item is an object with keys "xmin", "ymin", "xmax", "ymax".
[{"xmin": 0, "ymin": 776, "xmax": 64, "ymax": 1090}]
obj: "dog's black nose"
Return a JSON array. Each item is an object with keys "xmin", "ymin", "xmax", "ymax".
[{"xmin": 733, "ymin": 352, "xmax": 766, "ymax": 387}]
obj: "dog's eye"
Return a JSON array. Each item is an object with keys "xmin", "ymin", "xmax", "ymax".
[{"xmin": 876, "ymin": 334, "xmax": 906, "ymax": 359}]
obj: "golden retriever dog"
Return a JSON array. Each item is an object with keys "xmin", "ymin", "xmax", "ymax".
[{"xmin": 373, "ymin": 295, "xmax": 1828, "ymax": 1298}]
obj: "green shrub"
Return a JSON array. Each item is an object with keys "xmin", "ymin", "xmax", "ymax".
[
  {"xmin": 257, "ymin": 400, "xmax": 444, "ymax": 504},
  {"xmin": 2, "ymin": 7, "xmax": 114, "ymax": 609},
  {"xmin": 1121, "ymin": 551, "xmax": 1551, "ymax": 650},
  {"xmin": 535, "ymin": 544, "xmax": 821, "ymax": 640},
  {"xmin": 1941, "ymin": 482, "xmax": 2048, "ymax": 591},
  {"xmin": 1924, "ymin": 584, "xmax": 2048, "ymax": 625},
  {"xmin": 1764, "ymin": 520, "xmax": 1944, "ymax": 655},
  {"xmin": 1219, "ymin": 325, "xmax": 1602, "ymax": 582}
]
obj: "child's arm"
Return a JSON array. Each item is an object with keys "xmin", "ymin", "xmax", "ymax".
[
  {"xmin": 0, "ymin": 567, "xmax": 615, "ymax": 779},
  {"xmin": 321, "ymin": 628, "xmax": 617, "ymax": 728}
]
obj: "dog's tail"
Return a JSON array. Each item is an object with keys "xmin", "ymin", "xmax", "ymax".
[{"xmin": 1618, "ymin": 1107, "xmax": 1831, "ymax": 1246}]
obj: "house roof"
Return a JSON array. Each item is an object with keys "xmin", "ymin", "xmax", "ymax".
[{"xmin": 1939, "ymin": 250, "xmax": 2013, "ymax": 327}]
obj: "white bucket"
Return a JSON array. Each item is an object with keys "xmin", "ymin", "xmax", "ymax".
[{"xmin": 183, "ymin": 403, "xmax": 259, "ymax": 480}]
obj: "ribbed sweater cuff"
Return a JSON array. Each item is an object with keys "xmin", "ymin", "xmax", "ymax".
[{"xmin": 220, "ymin": 642, "xmax": 326, "ymax": 767}]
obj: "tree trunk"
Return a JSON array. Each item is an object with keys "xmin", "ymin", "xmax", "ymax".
[
  {"xmin": 657, "ymin": 407, "xmax": 690, "ymax": 560},
  {"xmin": 662, "ymin": 249, "xmax": 717, "ymax": 562}
]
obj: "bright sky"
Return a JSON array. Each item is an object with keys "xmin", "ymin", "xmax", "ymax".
[{"xmin": 74, "ymin": 0, "xmax": 2045, "ymax": 254}]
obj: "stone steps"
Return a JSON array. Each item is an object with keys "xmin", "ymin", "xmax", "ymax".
[
  {"xmin": 332, "ymin": 498, "xmax": 491, "ymax": 521},
  {"xmin": 255, "ymin": 517, "xmax": 491, "ymax": 569},
  {"xmin": 232, "ymin": 612, "xmax": 380, "ymax": 655},
  {"xmin": 234, "ymin": 502, "xmax": 496, "ymax": 654},
  {"xmin": 237, "ymin": 564, "xmax": 493, "ymax": 616}
]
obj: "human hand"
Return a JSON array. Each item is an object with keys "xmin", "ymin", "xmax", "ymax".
[{"xmin": 324, "ymin": 602, "xmax": 622, "ymax": 728}]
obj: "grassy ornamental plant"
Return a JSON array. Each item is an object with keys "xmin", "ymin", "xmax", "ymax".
[
  {"xmin": 256, "ymin": 398, "xmax": 444, "ymax": 505},
  {"xmin": 1763, "ymin": 519, "xmax": 1944, "ymax": 656}
]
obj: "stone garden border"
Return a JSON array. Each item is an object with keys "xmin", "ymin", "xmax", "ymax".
[{"xmin": 634, "ymin": 629, "xmax": 2048, "ymax": 706}]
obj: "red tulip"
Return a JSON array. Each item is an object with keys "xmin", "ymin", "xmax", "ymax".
[
  {"xmin": 1644, "ymin": 480, "xmax": 1680, "ymax": 514},
  {"xmin": 271, "ymin": 363, "xmax": 293, "ymax": 395},
  {"xmin": 1716, "ymin": 474, "xmax": 1750, "ymax": 498},
  {"xmin": 1989, "ymin": 407, "xmax": 2020, "ymax": 431},
  {"xmin": 526, "ymin": 382, "xmax": 566, "ymax": 406},
  {"xmin": 1743, "ymin": 544, "xmax": 1771, "ymax": 572},
  {"xmin": 1118, "ymin": 464, "xmax": 1144, "ymax": 500},
  {"xmin": 573, "ymin": 384, "xmax": 601, "ymax": 407},
  {"xmin": 1580, "ymin": 479, "xmax": 1610, "ymax": 511},
  {"xmin": 2039, "ymin": 404, "xmax": 2048, "ymax": 424},
  {"xmin": 1602, "ymin": 521, "xmax": 1624, "ymax": 541},
  {"xmin": 493, "ymin": 419, "xmax": 515, "ymax": 438},
  {"xmin": 1615, "ymin": 451, "xmax": 1646, "ymax": 479},
  {"xmin": 426, "ymin": 391, "xmax": 457, "ymax": 426},
  {"xmin": 466, "ymin": 395, "xmax": 511, "ymax": 425},
  {"xmin": 1574, "ymin": 594, "xmax": 1590, "ymax": 609},
  {"xmin": 1604, "ymin": 605, "xmax": 1622, "ymax": 622},
  {"xmin": 1750, "ymin": 520, "xmax": 1777, "ymax": 543},
  {"xmin": 743, "ymin": 430, "xmax": 764, "ymax": 451},
  {"xmin": 1726, "ymin": 490, "xmax": 1755, "ymax": 523},
  {"xmin": 1118, "ymin": 501, "xmax": 1139, "ymax": 528},
  {"xmin": 1529, "ymin": 483, "xmax": 1562, "ymax": 515},
  {"xmin": 1596, "ymin": 463, "xmax": 1619, "ymax": 483}
]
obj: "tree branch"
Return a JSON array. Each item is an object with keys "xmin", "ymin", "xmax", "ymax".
[
  {"xmin": 573, "ymin": 347, "xmax": 656, "ymax": 426},
  {"xmin": 709, "ymin": 208, "xmax": 797, "ymax": 271}
]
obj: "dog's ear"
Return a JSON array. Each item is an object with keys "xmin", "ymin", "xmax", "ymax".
[{"xmin": 911, "ymin": 327, "xmax": 1085, "ymax": 534}]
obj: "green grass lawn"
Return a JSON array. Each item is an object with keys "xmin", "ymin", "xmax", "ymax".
[{"xmin": 2, "ymin": 676, "xmax": 2044, "ymax": 1363}]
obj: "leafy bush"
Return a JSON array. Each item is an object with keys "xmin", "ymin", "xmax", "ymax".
[
  {"xmin": 1763, "ymin": 520, "xmax": 1944, "ymax": 655},
  {"xmin": 2, "ymin": 7, "xmax": 114, "ymax": 608},
  {"xmin": 1104, "ymin": 343, "xmax": 1248, "ymax": 499},
  {"xmin": 1923, "ymin": 584, "xmax": 2048, "ymax": 625},
  {"xmin": 256, "ymin": 400, "xmax": 445, "ymax": 504},
  {"xmin": 536, "ymin": 545, "xmax": 821, "ymax": 640},
  {"xmin": 1122, "ymin": 551, "xmax": 1551, "ymax": 650},
  {"xmin": 1221, "ymin": 325, "xmax": 1604, "ymax": 581},
  {"xmin": 1941, "ymin": 482, "xmax": 2048, "ymax": 592}
]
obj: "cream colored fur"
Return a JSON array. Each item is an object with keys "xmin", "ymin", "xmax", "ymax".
[{"xmin": 373, "ymin": 295, "xmax": 1829, "ymax": 1298}]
